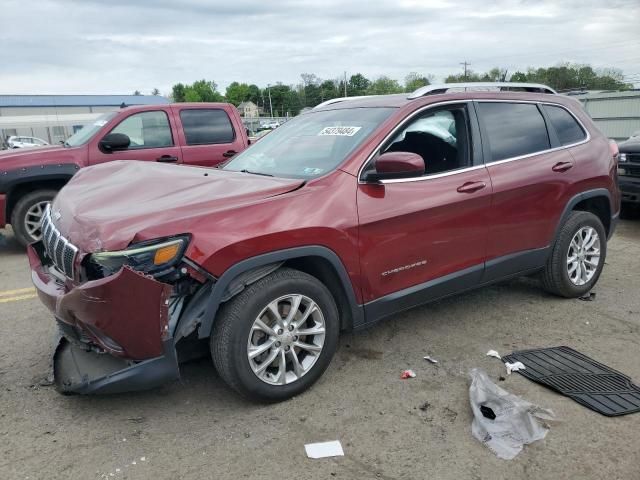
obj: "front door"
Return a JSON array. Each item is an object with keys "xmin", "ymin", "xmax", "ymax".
[
  {"xmin": 89, "ymin": 109, "xmax": 181, "ymax": 165},
  {"xmin": 357, "ymin": 102, "xmax": 492, "ymax": 321}
]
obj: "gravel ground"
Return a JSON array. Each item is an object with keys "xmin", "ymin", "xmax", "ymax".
[{"xmin": 1, "ymin": 218, "xmax": 639, "ymax": 480}]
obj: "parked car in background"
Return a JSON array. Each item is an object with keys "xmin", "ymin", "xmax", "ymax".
[
  {"xmin": 28, "ymin": 83, "xmax": 619, "ymax": 401},
  {"xmin": 0, "ymin": 102, "xmax": 249, "ymax": 246},
  {"xmin": 7, "ymin": 136, "xmax": 49, "ymax": 149},
  {"xmin": 618, "ymin": 135, "xmax": 640, "ymax": 206},
  {"xmin": 260, "ymin": 121, "xmax": 281, "ymax": 130}
]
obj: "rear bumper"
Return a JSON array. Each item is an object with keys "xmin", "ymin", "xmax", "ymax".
[
  {"xmin": 619, "ymin": 175, "xmax": 640, "ymax": 204},
  {"xmin": 28, "ymin": 243, "xmax": 180, "ymax": 394}
]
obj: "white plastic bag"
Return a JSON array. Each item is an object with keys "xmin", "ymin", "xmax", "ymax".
[{"xmin": 469, "ymin": 368, "xmax": 555, "ymax": 460}]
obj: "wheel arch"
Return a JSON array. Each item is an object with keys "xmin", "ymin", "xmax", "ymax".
[
  {"xmin": 556, "ymin": 188, "xmax": 615, "ymax": 240},
  {"xmin": 2, "ymin": 164, "xmax": 79, "ymax": 224},
  {"xmin": 195, "ymin": 246, "xmax": 364, "ymax": 339}
]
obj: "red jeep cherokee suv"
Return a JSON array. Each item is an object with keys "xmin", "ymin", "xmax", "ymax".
[{"xmin": 29, "ymin": 83, "xmax": 620, "ymax": 401}]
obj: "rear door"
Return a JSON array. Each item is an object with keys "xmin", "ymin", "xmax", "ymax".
[
  {"xmin": 173, "ymin": 106, "xmax": 246, "ymax": 167},
  {"xmin": 357, "ymin": 102, "xmax": 492, "ymax": 317},
  {"xmin": 89, "ymin": 109, "xmax": 182, "ymax": 165},
  {"xmin": 477, "ymin": 101, "xmax": 584, "ymax": 280}
]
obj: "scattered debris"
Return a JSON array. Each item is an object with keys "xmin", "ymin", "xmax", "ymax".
[
  {"xmin": 423, "ymin": 355, "xmax": 439, "ymax": 364},
  {"xmin": 305, "ymin": 440, "xmax": 344, "ymax": 459},
  {"xmin": 419, "ymin": 402, "xmax": 431, "ymax": 412},
  {"xmin": 505, "ymin": 361, "xmax": 525, "ymax": 375},
  {"xmin": 498, "ymin": 376, "xmax": 506, "ymax": 382},
  {"xmin": 469, "ymin": 368, "xmax": 555, "ymax": 460},
  {"xmin": 486, "ymin": 350, "xmax": 501, "ymax": 359},
  {"xmin": 443, "ymin": 407, "xmax": 458, "ymax": 423},
  {"xmin": 400, "ymin": 369, "xmax": 416, "ymax": 379},
  {"xmin": 579, "ymin": 291, "xmax": 596, "ymax": 301}
]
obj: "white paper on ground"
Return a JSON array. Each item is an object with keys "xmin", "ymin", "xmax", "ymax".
[
  {"xmin": 305, "ymin": 440, "xmax": 345, "ymax": 459},
  {"xmin": 486, "ymin": 350, "xmax": 502, "ymax": 359},
  {"xmin": 505, "ymin": 361, "xmax": 526, "ymax": 374}
]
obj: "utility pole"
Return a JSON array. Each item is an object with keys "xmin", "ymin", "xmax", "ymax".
[
  {"xmin": 344, "ymin": 71, "xmax": 347, "ymax": 97},
  {"xmin": 460, "ymin": 61, "xmax": 471, "ymax": 80},
  {"xmin": 267, "ymin": 84, "xmax": 273, "ymax": 117}
]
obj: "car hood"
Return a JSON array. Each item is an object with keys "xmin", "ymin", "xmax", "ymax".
[
  {"xmin": 0, "ymin": 144, "xmax": 63, "ymax": 159},
  {"xmin": 619, "ymin": 138, "xmax": 640, "ymax": 154},
  {"xmin": 52, "ymin": 160, "xmax": 305, "ymax": 252}
]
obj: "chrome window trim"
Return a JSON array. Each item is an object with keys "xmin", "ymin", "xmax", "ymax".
[
  {"xmin": 476, "ymin": 99, "xmax": 590, "ymax": 167},
  {"xmin": 358, "ymin": 99, "xmax": 590, "ymax": 184}
]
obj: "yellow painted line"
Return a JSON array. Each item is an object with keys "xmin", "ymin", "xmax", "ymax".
[
  {"xmin": 0, "ymin": 293, "xmax": 38, "ymax": 304},
  {"xmin": 0, "ymin": 287, "xmax": 35, "ymax": 297}
]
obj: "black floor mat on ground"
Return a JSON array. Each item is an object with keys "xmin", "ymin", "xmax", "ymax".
[{"xmin": 503, "ymin": 346, "xmax": 640, "ymax": 416}]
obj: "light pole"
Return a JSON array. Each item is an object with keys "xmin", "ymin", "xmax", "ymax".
[{"xmin": 267, "ymin": 84, "xmax": 274, "ymax": 118}]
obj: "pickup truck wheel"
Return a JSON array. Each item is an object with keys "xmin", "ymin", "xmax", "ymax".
[
  {"xmin": 541, "ymin": 211, "xmax": 606, "ymax": 298},
  {"xmin": 10, "ymin": 190, "xmax": 57, "ymax": 247},
  {"xmin": 211, "ymin": 268, "xmax": 339, "ymax": 402}
]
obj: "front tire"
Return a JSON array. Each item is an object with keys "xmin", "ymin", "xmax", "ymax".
[
  {"xmin": 11, "ymin": 189, "xmax": 57, "ymax": 247},
  {"xmin": 541, "ymin": 211, "xmax": 607, "ymax": 297},
  {"xmin": 211, "ymin": 268, "xmax": 340, "ymax": 402}
]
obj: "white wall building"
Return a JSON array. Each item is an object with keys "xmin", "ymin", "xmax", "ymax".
[{"xmin": 0, "ymin": 95, "xmax": 169, "ymax": 147}]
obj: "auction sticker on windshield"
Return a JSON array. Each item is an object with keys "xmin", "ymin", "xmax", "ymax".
[{"xmin": 318, "ymin": 126, "xmax": 362, "ymax": 136}]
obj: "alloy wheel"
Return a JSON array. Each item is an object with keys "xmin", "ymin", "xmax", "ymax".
[
  {"xmin": 24, "ymin": 201, "xmax": 50, "ymax": 241},
  {"xmin": 566, "ymin": 226, "xmax": 600, "ymax": 286},
  {"xmin": 247, "ymin": 294, "xmax": 326, "ymax": 385}
]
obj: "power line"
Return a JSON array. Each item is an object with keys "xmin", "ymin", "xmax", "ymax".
[{"xmin": 460, "ymin": 61, "xmax": 471, "ymax": 79}]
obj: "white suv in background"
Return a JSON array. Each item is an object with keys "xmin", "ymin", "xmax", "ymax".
[{"xmin": 7, "ymin": 136, "xmax": 49, "ymax": 149}]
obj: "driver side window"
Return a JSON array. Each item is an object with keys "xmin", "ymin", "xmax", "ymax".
[
  {"xmin": 110, "ymin": 111, "xmax": 173, "ymax": 149},
  {"xmin": 383, "ymin": 105, "xmax": 471, "ymax": 175}
]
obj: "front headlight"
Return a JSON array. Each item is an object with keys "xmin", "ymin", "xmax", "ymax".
[
  {"xmin": 89, "ymin": 235, "xmax": 190, "ymax": 278},
  {"xmin": 619, "ymin": 153, "xmax": 627, "ymax": 163}
]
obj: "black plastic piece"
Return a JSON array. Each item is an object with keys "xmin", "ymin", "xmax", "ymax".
[
  {"xmin": 503, "ymin": 346, "xmax": 640, "ymax": 416},
  {"xmin": 480, "ymin": 405, "xmax": 496, "ymax": 420}
]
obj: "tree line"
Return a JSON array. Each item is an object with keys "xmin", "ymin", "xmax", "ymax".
[{"xmin": 165, "ymin": 63, "xmax": 632, "ymax": 117}]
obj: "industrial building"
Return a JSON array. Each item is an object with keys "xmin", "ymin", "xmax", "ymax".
[
  {"xmin": 0, "ymin": 95, "xmax": 169, "ymax": 148},
  {"xmin": 574, "ymin": 90, "xmax": 640, "ymax": 142}
]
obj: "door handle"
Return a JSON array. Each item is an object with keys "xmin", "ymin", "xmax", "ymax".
[
  {"xmin": 222, "ymin": 150, "xmax": 237, "ymax": 158},
  {"xmin": 552, "ymin": 161, "xmax": 573, "ymax": 172},
  {"xmin": 457, "ymin": 181, "xmax": 486, "ymax": 193},
  {"xmin": 156, "ymin": 155, "xmax": 179, "ymax": 163}
]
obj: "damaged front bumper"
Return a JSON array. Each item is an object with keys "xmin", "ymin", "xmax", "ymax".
[{"xmin": 28, "ymin": 243, "xmax": 182, "ymax": 394}]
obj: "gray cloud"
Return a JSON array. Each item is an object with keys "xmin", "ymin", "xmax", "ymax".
[{"xmin": 1, "ymin": 0, "xmax": 638, "ymax": 94}]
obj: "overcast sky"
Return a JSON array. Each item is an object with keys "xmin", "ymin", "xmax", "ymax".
[{"xmin": 1, "ymin": 0, "xmax": 638, "ymax": 95}]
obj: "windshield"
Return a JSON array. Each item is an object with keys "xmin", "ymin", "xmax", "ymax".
[
  {"xmin": 65, "ymin": 112, "xmax": 117, "ymax": 147},
  {"xmin": 223, "ymin": 107, "xmax": 395, "ymax": 179}
]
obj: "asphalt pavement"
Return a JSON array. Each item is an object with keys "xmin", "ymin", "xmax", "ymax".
[{"xmin": 1, "ymin": 218, "xmax": 639, "ymax": 479}]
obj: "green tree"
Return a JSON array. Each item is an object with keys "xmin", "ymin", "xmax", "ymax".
[
  {"xmin": 172, "ymin": 83, "xmax": 186, "ymax": 102},
  {"xmin": 151, "ymin": 88, "xmax": 160, "ymax": 96},
  {"xmin": 348, "ymin": 73, "xmax": 370, "ymax": 96},
  {"xmin": 133, "ymin": 90, "xmax": 142, "ymax": 96},
  {"xmin": 404, "ymin": 72, "xmax": 432, "ymax": 92},
  {"xmin": 366, "ymin": 76, "xmax": 403, "ymax": 95},
  {"xmin": 225, "ymin": 82, "xmax": 251, "ymax": 106},
  {"xmin": 320, "ymin": 79, "xmax": 339, "ymax": 101}
]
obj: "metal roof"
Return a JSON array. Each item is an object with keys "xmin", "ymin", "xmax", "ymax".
[{"xmin": 0, "ymin": 95, "xmax": 170, "ymax": 108}]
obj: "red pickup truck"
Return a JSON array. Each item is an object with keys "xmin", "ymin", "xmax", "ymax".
[{"xmin": 0, "ymin": 102, "xmax": 249, "ymax": 246}]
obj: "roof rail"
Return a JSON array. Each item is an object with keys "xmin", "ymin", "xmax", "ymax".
[
  {"xmin": 407, "ymin": 82, "xmax": 557, "ymax": 99},
  {"xmin": 313, "ymin": 95, "xmax": 374, "ymax": 110}
]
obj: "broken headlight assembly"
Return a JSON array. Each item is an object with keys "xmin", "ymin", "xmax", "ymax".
[{"xmin": 87, "ymin": 235, "xmax": 190, "ymax": 279}]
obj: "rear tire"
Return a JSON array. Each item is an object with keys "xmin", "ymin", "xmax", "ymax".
[
  {"xmin": 541, "ymin": 211, "xmax": 606, "ymax": 297},
  {"xmin": 211, "ymin": 267, "xmax": 339, "ymax": 402},
  {"xmin": 11, "ymin": 190, "xmax": 57, "ymax": 247}
]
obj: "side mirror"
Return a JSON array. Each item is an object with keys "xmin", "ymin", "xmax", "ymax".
[
  {"xmin": 362, "ymin": 151, "xmax": 425, "ymax": 182},
  {"xmin": 99, "ymin": 133, "xmax": 130, "ymax": 153}
]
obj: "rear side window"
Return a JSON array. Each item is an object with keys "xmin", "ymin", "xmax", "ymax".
[
  {"xmin": 543, "ymin": 105, "xmax": 586, "ymax": 146},
  {"xmin": 478, "ymin": 103, "xmax": 550, "ymax": 161},
  {"xmin": 180, "ymin": 109, "xmax": 235, "ymax": 145}
]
